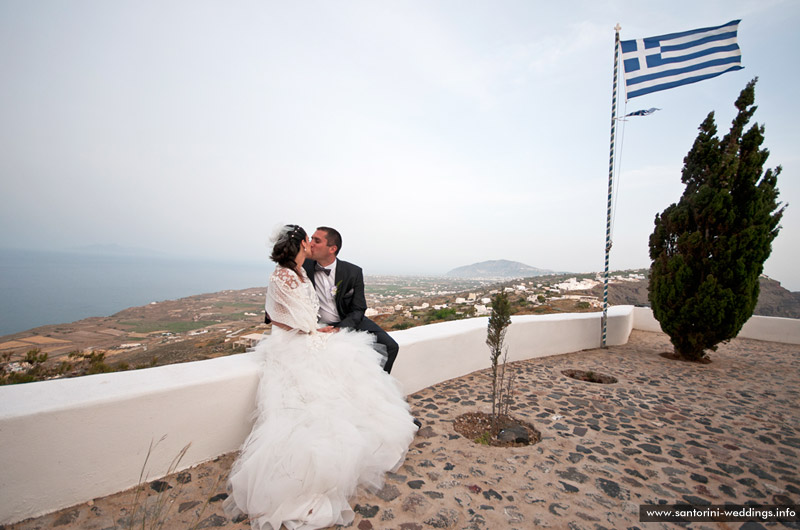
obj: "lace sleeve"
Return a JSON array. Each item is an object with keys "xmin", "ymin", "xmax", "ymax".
[
  {"xmin": 265, "ymin": 267, "xmax": 319, "ymax": 333},
  {"xmin": 273, "ymin": 267, "xmax": 301, "ymax": 290}
]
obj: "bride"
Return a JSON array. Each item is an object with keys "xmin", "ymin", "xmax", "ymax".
[{"xmin": 224, "ymin": 225, "xmax": 417, "ymax": 530}]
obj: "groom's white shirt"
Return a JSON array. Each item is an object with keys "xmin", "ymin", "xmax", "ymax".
[{"xmin": 314, "ymin": 258, "xmax": 339, "ymax": 325}]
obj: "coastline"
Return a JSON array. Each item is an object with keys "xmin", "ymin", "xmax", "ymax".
[
  {"xmin": 3, "ymin": 270, "xmax": 798, "ymax": 384},
  {"xmin": 0, "ymin": 248, "xmax": 270, "ymax": 337}
]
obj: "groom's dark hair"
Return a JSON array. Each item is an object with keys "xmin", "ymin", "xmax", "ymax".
[{"xmin": 317, "ymin": 226, "xmax": 342, "ymax": 256}]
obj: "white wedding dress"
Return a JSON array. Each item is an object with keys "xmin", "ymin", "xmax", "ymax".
[{"xmin": 224, "ymin": 266, "xmax": 416, "ymax": 530}]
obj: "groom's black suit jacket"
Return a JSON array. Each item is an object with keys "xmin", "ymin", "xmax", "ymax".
[
  {"xmin": 262, "ymin": 258, "xmax": 398, "ymax": 372},
  {"xmin": 302, "ymin": 258, "xmax": 366, "ymax": 329}
]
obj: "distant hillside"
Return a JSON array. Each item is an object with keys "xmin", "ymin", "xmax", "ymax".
[
  {"xmin": 445, "ymin": 259, "xmax": 558, "ymax": 279},
  {"xmin": 755, "ymin": 277, "xmax": 800, "ymax": 318},
  {"xmin": 588, "ymin": 275, "xmax": 800, "ymax": 319}
]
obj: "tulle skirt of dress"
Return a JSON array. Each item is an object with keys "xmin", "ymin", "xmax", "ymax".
[{"xmin": 223, "ymin": 328, "xmax": 415, "ymax": 530}]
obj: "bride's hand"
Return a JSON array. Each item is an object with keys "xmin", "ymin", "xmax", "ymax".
[{"xmin": 318, "ymin": 325, "xmax": 339, "ymax": 333}]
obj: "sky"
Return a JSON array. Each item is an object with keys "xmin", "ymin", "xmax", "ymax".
[{"xmin": 1, "ymin": 0, "xmax": 798, "ymax": 289}]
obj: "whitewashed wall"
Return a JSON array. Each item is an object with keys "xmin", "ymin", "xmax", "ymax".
[
  {"xmin": 632, "ymin": 306, "xmax": 800, "ymax": 344},
  {"xmin": 1, "ymin": 306, "xmax": 797, "ymax": 524},
  {"xmin": 392, "ymin": 306, "xmax": 633, "ymax": 393}
]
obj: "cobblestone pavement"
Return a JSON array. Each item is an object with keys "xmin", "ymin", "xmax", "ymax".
[{"xmin": 6, "ymin": 330, "xmax": 799, "ymax": 530}]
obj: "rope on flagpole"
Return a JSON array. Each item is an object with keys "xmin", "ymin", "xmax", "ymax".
[
  {"xmin": 602, "ymin": 24, "xmax": 622, "ymax": 348},
  {"xmin": 612, "ymin": 99, "xmax": 629, "ymax": 237}
]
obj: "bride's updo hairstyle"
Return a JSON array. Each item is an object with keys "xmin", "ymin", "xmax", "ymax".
[{"xmin": 270, "ymin": 224, "xmax": 307, "ymax": 271}]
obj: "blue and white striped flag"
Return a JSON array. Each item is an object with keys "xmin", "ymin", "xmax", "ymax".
[
  {"xmin": 625, "ymin": 107, "xmax": 660, "ymax": 117},
  {"xmin": 620, "ymin": 20, "xmax": 743, "ymax": 99}
]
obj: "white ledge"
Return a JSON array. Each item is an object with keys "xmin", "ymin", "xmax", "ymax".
[{"xmin": 1, "ymin": 306, "xmax": 797, "ymax": 524}]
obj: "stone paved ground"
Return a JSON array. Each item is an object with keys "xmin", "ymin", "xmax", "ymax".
[{"xmin": 6, "ymin": 330, "xmax": 799, "ymax": 530}]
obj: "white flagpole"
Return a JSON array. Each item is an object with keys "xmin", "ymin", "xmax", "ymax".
[{"xmin": 602, "ymin": 24, "xmax": 622, "ymax": 348}]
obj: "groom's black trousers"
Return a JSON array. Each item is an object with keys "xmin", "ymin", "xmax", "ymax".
[{"xmin": 352, "ymin": 317, "xmax": 399, "ymax": 374}]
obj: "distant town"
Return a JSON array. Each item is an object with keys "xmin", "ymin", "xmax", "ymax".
[
  {"xmin": 3, "ymin": 267, "xmax": 797, "ymax": 385},
  {"xmin": 362, "ymin": 271, "xmax": 645, "ymax": 332},
  {"xmin": 0, "ymin": 269, "xmax": 644, "ymax": 384}
]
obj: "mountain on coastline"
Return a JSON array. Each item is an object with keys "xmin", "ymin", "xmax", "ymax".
[{"xmin": 445, "ymin": 259, "xmax": 558, "ymax": 279}]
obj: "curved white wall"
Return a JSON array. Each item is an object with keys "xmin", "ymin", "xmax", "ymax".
[
  {"xmin": 632, "ymin": 306, "xmax": 800, "ymax": 344},
  {"xmin": 1, "ymin": 306, "xmax": 796, "ymax": 524},
  {"xmin": 392, "ymin": 306, "xmax": 633, "ymax": 392},
  {"xmin": 0, "ymin": 354, "xmax": 261, "ymax": 526}
]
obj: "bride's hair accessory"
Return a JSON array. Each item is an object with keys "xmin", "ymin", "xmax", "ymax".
[
  {"xmin": 270, "ymin": 224, "xmax": 306, "ymax": 245},
  {"xmin": 269, "ymin": 224, "xmax": 307, "ymax": 271}
]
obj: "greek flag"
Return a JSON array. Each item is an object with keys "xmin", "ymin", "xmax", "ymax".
[
  {"xmin": 625, "ymin": 107, "xmax": 660, "ymax": 117},
  {"xmin": 620, "ymin": 20, "xmax": 743, "ymax": 99}
]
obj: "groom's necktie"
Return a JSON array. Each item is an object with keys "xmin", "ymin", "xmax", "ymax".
[{"xmin": 315, "ymin": 264, "xmax": 331, "ymax": 276}]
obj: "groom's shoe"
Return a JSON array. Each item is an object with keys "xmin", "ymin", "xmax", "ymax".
[{"xmin": 413, "ymin": 418, "xmax": 422, "ymax": 429}]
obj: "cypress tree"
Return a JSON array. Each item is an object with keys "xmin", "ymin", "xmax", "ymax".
[
  {"xmin": 486, "ymin": 292, "xmax": 511, "ymax": 428},
  {"xmin": 648, "ymin": 78, "xmax": 784, "ymax": 361}
]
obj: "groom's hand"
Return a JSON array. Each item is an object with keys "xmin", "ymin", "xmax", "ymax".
[{"xmin": 318, "ymin": 325, "xmax": 339, "ymax": 333}]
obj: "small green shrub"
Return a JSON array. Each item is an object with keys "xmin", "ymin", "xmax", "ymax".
[
  {"xmin": 486, "ymin": 293, "xmax": 515, "ymax": 430},
  {"xmin": 475, "ymin": 432, "xmax": 492, "ymax": 445},
  {"xmin": 427, "ymin": 307, "xmax": 458, "ymax": 322}
]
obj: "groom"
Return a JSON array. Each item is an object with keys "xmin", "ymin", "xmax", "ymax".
[{"xmin": 303, "ymin": 226, "xmax": 399, "ymax": 374}]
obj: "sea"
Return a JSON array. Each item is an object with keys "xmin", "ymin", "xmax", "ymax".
[{"xmin": 0, "ymin": 249, "xmax": 271, "ymax": 337}]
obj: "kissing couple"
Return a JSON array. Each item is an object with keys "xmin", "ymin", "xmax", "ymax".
[{"xmin": 224, "ymin": 224, "xmax": 417, "ymax": 530}]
